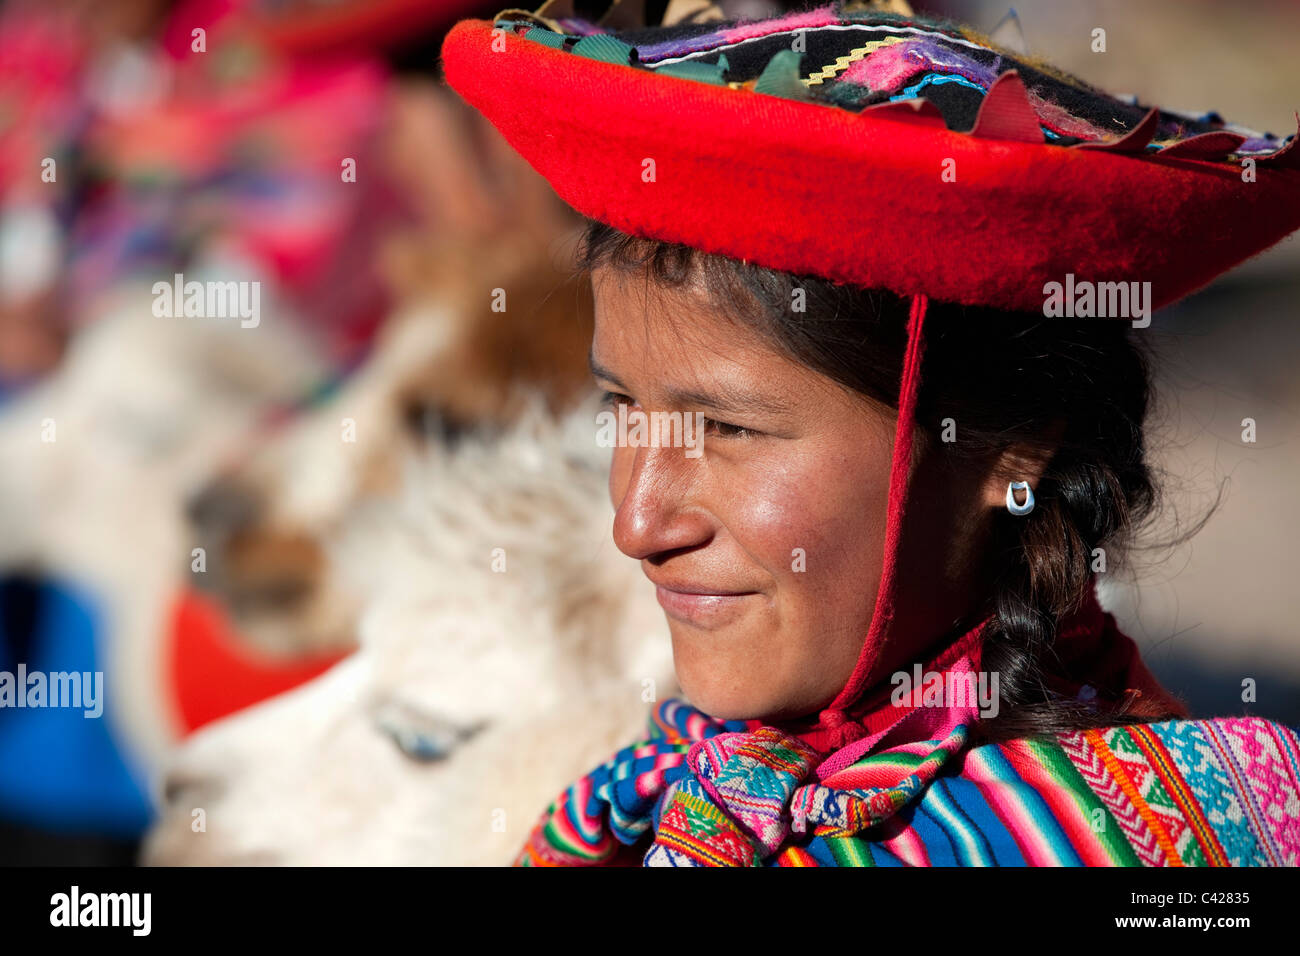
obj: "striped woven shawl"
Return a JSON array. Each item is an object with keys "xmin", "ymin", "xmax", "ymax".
[{"xmin": 515, "ymin": 698, "xmax": 1300, "ymax": 866}]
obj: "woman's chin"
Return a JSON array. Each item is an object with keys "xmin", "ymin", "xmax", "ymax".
[
  {"xmin": 666, "ymin": 619, "xmax": 827, "ymax": 722},
  {"xmin": 672, "ymin": 660, "xmax": 770, "ymax": 722},
  {"xmin": 678, "ymin": 689, "xmax": 760, "ymax": 722}
]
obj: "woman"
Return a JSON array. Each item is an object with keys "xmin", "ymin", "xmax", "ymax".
[{"xmin": 442, "ymin": 1, "xmax": 1300, "ymax": 865}]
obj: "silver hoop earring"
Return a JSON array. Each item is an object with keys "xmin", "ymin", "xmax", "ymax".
[{"xmin": 1006, "ymin": 481, "xmax": 1035, "ymax": 516}]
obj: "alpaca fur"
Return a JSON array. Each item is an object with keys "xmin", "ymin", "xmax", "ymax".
[
  {"xmin": 186, "ymin": 227, "xmax": 596, "ymax": 659},
  {"xmin": 182, "ymin": 78, "xmax": 600, "ymax": 662},
  {"xmin": 144, "ymin": 397, "xmax": 675, "ymax": 865}
]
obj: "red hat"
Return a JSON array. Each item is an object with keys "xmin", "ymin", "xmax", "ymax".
[
  {"xmin": 441, "ymin": 0, "xmax": 1300, "ymax": 750},
  {"xmin": 441, "ymin": 0, "xmax": 1300, "ymax": 313}
]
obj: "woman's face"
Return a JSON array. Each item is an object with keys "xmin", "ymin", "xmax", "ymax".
[{"xmin": 590, "ymin": 266, "xmax": 991, "ymax": 722}]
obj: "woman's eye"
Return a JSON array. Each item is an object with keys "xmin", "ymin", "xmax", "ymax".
[
  {"xmin": 703, "ymin": 417, "xmax": 753, "ymax": 439},
  {"xmin": 600, "ymin": 391, "xmax": 756, "ymax": 439}
]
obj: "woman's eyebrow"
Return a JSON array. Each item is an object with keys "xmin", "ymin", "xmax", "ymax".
[
  {"xmin": 588, "ymin": 351, "xmax": 626, "ymax": 389},
  {"xmin": 588, "ymin": 350, "xmax": 791, "ymax": 417}
]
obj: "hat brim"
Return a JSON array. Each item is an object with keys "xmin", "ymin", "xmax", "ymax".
[{"xmin": 442, "ymin": 18, "xmax": 1300, "ymax": 312}]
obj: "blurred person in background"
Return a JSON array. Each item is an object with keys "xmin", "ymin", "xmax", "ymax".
[{"xmin": 0, "ymin": 0, "xmax": 501, "ymax": 863}]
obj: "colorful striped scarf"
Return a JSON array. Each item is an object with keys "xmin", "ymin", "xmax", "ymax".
[{"xmin": 516, "ymin": 701, "xmax": 1300, "ymax": 866}]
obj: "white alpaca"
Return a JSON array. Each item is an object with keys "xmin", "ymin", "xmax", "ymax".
[{"xmin": 144, "ymin": 399, "xmax": 675, "ymax": 865}]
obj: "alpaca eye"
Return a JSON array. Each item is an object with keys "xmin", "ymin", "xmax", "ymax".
[
  {"xmin": 400, "ymin": 396, "xmax": 472, "ymax": 447},
  {"xmin": 371, "ymin": 700, "xmax": 482, "ymax": 763}
]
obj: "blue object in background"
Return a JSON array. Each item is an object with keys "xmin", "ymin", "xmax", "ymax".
[{"xmin": 0, "ymin": 575, "xmax": 153, "ymax": 841}]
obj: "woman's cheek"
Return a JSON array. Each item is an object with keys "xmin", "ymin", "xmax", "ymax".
[
  {"xmin": 724, "ymin": 451, "xmax": 883, "ymax": 607},
  {"xmin": 724, "ymin": 463, "xmax": 828, "ymax": 582}
]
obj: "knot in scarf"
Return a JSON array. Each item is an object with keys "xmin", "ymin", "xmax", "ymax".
[
  {"xmin": 515, "ymin": 587, "xmax": 1182, "ymax": 867},
  {"xmin": 643, "ymin": 716, "xmax": 971, "ymax": 867},
  {"xmin": 516, "ymin": 626, "xmax": 983, "ymax": 867}
]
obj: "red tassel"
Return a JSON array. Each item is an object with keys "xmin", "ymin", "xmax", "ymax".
[{"xmin": 817, "ymin": 293, "xmax": 930, "ymax": 748}]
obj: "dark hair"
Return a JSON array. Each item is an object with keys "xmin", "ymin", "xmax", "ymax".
[{"xmin": 578, "ymin": 218, "xmax": 1184, "ymax": 743}]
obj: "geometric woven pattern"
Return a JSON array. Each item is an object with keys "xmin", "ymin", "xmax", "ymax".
[{"xmin": 516, "ymin": 699, "xmax": 1300, "ymax": 867}]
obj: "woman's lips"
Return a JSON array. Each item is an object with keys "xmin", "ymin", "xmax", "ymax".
[{"xmin": 654, "ymin": 584, "xmax": 758, "ymax": 628}]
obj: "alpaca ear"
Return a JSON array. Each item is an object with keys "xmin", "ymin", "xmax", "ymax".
[{"xmin": 980, "ymin": 421, "xmax": 1066, "ymax": 511}]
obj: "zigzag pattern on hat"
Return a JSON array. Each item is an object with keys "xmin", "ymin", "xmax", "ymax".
[{"xmin": 488, "ymin": 0, "xmax": 1298, "ymax": 164}]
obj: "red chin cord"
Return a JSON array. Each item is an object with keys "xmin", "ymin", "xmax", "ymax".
[{"xmin": 817, "ymin": 292, "xmax": 930, "ymax": 752}]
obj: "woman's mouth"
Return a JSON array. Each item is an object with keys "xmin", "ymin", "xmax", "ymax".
[{"xmin": 653, "ymin": 584, "xmax": 759, "ymax": 628}]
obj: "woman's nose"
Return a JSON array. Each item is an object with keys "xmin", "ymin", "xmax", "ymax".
[{"xmin": 610, "ymin": 443, "xmax": 710, "ymax": 561}]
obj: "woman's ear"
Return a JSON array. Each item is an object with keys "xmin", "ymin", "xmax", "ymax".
[{"xmin": 980, "ymin": 420, "xmax": 1067, "ymax": 511}]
